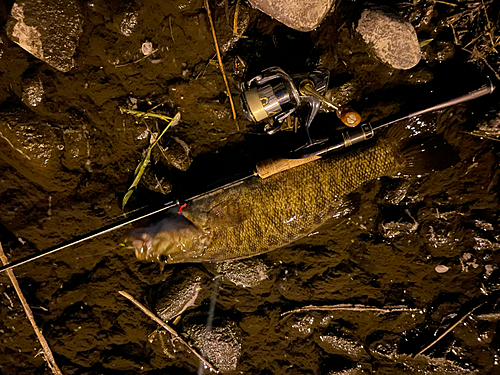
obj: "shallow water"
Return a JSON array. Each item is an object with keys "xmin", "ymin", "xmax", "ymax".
[{"xmin": 0, "ymin": 0, "xmax": 499, "ymax": 374}]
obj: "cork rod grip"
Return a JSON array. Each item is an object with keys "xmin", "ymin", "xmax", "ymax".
[{"xmin": 255, "ymin": 155, "xmax": 321, "ymax": 179}]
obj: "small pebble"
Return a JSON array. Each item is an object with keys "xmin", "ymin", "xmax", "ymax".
[
  {"xmin": 141, "ymin": 40, "xmax": 154, "ymax": 56},
  {"xmin": 435, "ymin": 265, "xmax": 449, "ymax": 274}
]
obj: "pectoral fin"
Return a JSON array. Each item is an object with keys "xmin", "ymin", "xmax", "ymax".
[{"xmin": 207, "ymin": 198, "xmax": 250, "ymax": 228}]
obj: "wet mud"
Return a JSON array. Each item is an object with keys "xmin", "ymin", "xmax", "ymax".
[{"xmin": 0, "ymin": 0, "xmax": 499, "ymax": 374}]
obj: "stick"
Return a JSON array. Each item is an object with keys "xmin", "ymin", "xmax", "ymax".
[
  {"xmin": 118, "ymin": 291, "xmax": 219, "ymax": 373},
  {"xmin": 462, "ymin": 131, "xmax": 500, "ymax": 142},
  {"xmin": 433, "ymin": 0, "xmax": 457, "ymax": 6},
  {"xmin": 233, "ymin": 0, "xmax": 240, "ymax": 37},
  {"xmin": 281, "ymin": 304, "xmax": 418, "ymax": 317},
  {"xmin": 0, "ymin": 243, "xmax": 62, "ymax": 375},
  {"xmin": 169, "ymin": 15, "xmax": 175, "ymax": 43},
  {"xmin": 204, "ymin": 0, "xmax": 239, "ymax": 131},
  {"xmin": 119, "ymin": 108, "xmax": 173, "ymax": 123},
  {"xmin": 416, "ymin": 303, "xmax": 484, "ymax": 356}
]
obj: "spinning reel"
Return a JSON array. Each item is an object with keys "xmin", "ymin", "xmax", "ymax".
[
  {"xmin": 240, "ymin": 66, "xmax": 496, "ymax": 159},
  {"xmin": 240, "ymin": 66, "xmax": 362, "ymax": 147}
]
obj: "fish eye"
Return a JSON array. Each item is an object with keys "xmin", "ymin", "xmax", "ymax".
[{"xmin": 159, "ymin": 254, "xmax": 167, "ymax": 263}]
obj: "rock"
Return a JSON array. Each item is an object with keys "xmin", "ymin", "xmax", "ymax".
[
  {"xmin": 248, "ymin": 0, "xmax": 336, "ymax": 32},
  {"xmin": 140, "ymin": 171, "xmax": 173, "ymax": 195},
  {"xmin": 185, "ymin": 320, "xmax": 242, "ymax": 373},
  {"xmin": 473, "ymin": 111, "xmax": 500, "ymax": 141},
  {"xmin": 118, "ymin": 11, "xmax": 139, "ymax": 37},
  {"xmin": 216, "ymin": 2, "xmax": 251, "ymax": 54},
  {"xmin": 356, "ymin": 7, "xmax": 421, "ymax": 70},
  {"xmin": 21, "ymin": 75, "xmax": 44, "ymax": 107},
  {"xmin": 216, "ymin": 258, "xmax": 271, "ymax": 288},
  {"xmin": 154, "ymin": 267, "xmax": 211, "ymax": 322},
  {"xmin": 317, "ymin": 333, "xmax": 367, "ymax": 360},
  {"xmin": 6, "ymin": 0, "xmax": 84, "ymax": 72},
  {"xmin": 62, "ymin": 126, "xmax": 89, "ymax": 171},
  {"xmin": 435, "ymin": 264, "xmax": 449, "ymax": 273},
  {"xmin": 0, "ymin": 105, "xmax": 65, "ymax": 191},
  {"xmin": 288, "ymin": 314, "xmax": 317, "ymax": 338},
  {"xmin": 327, "ymin": 370, "xmax": 366, "ymax": 375},
  {"xmin": 158, "ymin": 136, "xmax": 192, "ymax": 171},
  {"xmin": 367, "ymin": 331, "xmax": 401, "ymax": 358}
]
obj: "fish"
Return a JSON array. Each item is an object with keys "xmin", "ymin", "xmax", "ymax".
[{"xmin": 130, "ymin": 126, "xmax": 449, "ymax": 264}]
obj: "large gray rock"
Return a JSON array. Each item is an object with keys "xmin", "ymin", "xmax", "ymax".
[
  {"xmin": 248, "ymin": 0, "xmax": 336, "ymax": 32},
  {"xmin": 356, "ymin": 7, "xmax": 421, "ymax": 70},
  {"xmin": 6, "ymin": 0, "xmax": 84, "ymax": 72}
]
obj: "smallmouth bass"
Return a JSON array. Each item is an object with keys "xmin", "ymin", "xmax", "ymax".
[{"xmin": 131, "ymin": 134, "xmax": 412, "ymax": 264}]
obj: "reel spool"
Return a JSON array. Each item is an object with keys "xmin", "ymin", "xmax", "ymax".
[{"xmin": 240, "ymin": 67, "xmax": 300, "ymax": 125}]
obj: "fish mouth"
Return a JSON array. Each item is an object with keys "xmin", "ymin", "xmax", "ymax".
[
  {"xmin": 131, "ymin": 233, "xmax": 156, "ymax": 261},
  {"xmin": 129, "ymin": 213, "xmax": 208, "ymax": 264}
]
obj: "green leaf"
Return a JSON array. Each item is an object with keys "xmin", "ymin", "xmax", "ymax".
[{"xmin": 122, "ymin": 112, "xmax": 181, "ymax": 209}]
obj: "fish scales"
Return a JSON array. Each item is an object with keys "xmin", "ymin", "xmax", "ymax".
[
  {"xmin": 132, "ymin": 137, "xmax": 405, "ymax": 264},
  {"xmin": 131, "ymin": 138, "xmax": 405, "ymax": 263}
]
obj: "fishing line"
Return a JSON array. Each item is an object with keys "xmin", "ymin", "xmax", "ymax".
[{"xmin": 197, "ymin": 276, "xmax": 221, "ymax": 375}]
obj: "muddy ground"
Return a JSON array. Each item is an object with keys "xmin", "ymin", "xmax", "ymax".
[{"xmin": 0, "ymin": 0, "xmax": 499, "ymax": 374}]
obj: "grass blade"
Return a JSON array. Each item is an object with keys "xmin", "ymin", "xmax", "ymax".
[{"xmin": 122, "ymin": 112, "xmax": 181, "ymax": 208}]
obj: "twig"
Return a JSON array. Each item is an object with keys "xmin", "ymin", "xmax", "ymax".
[
  {"xmin": 281, "ymin": 304, "xmax": 418, "ymax": 317},
  {"xmin": 434, "ymin": 0, "xmax": 457, "ymax": 6},
  {"xmin": 118, "ymin": 291, "xmax": 219, "ymax": 373},
  {"xmin": 169, "ymin": 15, "xmax": 175, "ymax": 43},
  {"xmin": 462, "ymin": 131, "xmax": 500, "ymax": 142},
  {"xmin": 233, "ymin": 0, "xmax": 240, "ymax": 37},
  {"xmin": 416, "ymin": 303, "xmax": 484, "ymax": 356},
  {"xmin": 119, "ymin": 108, "xmax": 173, "ymax": 123},
  {"xmin": 195, "ymin": 54, "xmax": 217, "ymax": 80},
  {"xmin": 204, "ymin": 0, "xmax": 239, "ymax": 131},
  {"xmin": 0, "ymin": 243, "xmax": 62, "ymax": 375},
  {"xmin": 450, "ymin": 24, "xmax": 460, "ymax": 45}
]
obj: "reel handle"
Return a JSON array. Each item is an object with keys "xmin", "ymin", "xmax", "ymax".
[{"xmin": 337, "ymin": 106, "xmax": 362, "ymax": 127}]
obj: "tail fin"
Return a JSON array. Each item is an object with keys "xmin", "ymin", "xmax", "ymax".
[
  {"xmin": 400, "ymin": 136, "xmax": 460, "ymax": 175},
  {"xmin": 384, "ymin": 121, "xmax": 459, "ymax": 176}
]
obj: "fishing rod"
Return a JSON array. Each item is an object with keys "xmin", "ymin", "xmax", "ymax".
[{"xmin": 0, "ymin": 70, "xmax": 495, "ymax": 273}]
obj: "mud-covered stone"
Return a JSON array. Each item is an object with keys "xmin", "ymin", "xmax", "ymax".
[
  {"xmin": 473, "ymin": 109, "xmax": 500, "ymax": 141},
  {"xmin": 356, "ymin": 7, "xmax": 420, "ymax": 70},
  {"xmin": 216, "ymin": 258, "xmax": 271, "ymax": 288},
  {"xmin": 158, "ymin": 136, "xmax": 192, "ymax": 171},
  {"xmin": 21, "ymin": 76, "xmax": 43, "ymax": 107},
  {"xmin": 0, "ymin": 105, "xmax": 64, "ymax": 190},
  {"xmin": 288, "ymin": 314, "xmax": 318, "ymax": 338},
  {"xmin": 117, "ymin": 11, "xmax": 139, "ymax": 37},
  {"xmin": 327, "ymin": 368, "xmax": 366, "ymax": 375},
  {"xmin": 140, "ymin": 171, "xmax": 173, "ymax": 195},
  {"xmin": 155, "ymin": 267, "xmax": 211, "ymax": 322},
  {"xmin": 185, "ymin": 320, "xmax": 242, "ymax": 372},
  {"xmin": 248, "ymin": 0, "xmax": 337, "ymax": 32},
  {"xmin": 6, "ymin": 0, "xmax": 84, "ymax": 72},
  {"xmin": 62, "ymin": 127, "xmax": 89, "ymax": 170},
  {"xmin": 317, "ymin": 333, "xmax": 367, "ymax": 360}
]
